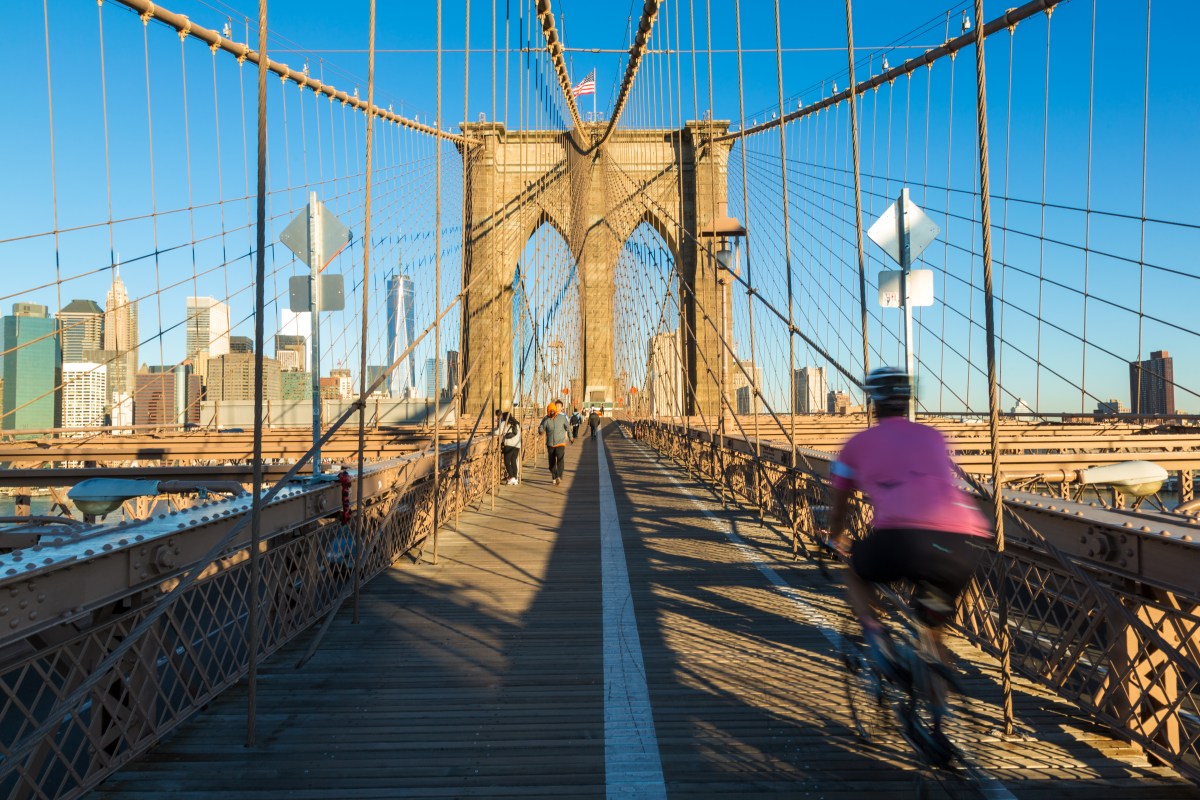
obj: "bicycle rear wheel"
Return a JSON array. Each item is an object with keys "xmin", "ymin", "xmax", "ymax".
[
  {"xmin": 904, "ymin": 658, "xmax": 958, "ymax": 769},
  {"xmin": 841, "ymin": 636, "xmax": 889, "ymax": 742}
]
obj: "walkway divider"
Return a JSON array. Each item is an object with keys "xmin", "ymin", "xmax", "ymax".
[{"xmin": 596, "ymin": 428, "xmax": 668, "ymax": 799}]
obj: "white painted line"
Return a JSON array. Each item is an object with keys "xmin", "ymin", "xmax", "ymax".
[
  {"xmin": 597, "ymin": 429, "xmax": 667, "ymax": 800},
  {"xmin": 621, "ymin": 433, "xmax": 1016, "ymax": 800}
]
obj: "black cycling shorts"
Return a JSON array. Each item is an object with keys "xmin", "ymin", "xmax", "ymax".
[{"xmin": 851, "ymin": 527, "xmax": 985, "ymax": 603}]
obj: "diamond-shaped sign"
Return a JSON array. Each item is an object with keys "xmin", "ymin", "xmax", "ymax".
[
  {"xmin": 280, "ymin": 200, "xmax": 352, "ymax": 271},
  {"xmin": 867, "ymin": 193, "xmax": 940, "ymax": 266}
]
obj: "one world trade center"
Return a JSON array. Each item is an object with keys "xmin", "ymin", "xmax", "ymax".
[{"xmin": 385, "ymin": 271, "xmax": 416, "ymax": 398}]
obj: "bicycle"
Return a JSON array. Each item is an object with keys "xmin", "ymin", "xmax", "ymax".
[{"xmin": 822, "ymin": 540, "xmax": 965, "ymax": 782}]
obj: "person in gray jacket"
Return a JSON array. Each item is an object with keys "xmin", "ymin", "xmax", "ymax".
[{"xmin": 538, "ymin": 402, "xmax": 573, "ymax": 485}]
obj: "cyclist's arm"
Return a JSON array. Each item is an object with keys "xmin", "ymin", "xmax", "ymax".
[
  {"xmin": 828, "ymin": 487, "xmax": 852, "ymax": 555},
  {"xmin": 828, "ymin": 456, "xmax": 858, "ymax": 555}
]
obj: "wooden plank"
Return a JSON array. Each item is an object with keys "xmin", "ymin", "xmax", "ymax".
[{"xmin": 94, "ymin": 424, "xmax": 1200, "ymax": 798}]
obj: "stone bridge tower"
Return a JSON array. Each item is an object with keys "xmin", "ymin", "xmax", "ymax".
[{"xmin": 458, "ymin": 120, "xmax": 734, "ymax": 420}]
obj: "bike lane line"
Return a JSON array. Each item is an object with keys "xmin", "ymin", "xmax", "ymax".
[{"xmin": 597, "ymin": 428, "xmax": 668, "ymax": 800}]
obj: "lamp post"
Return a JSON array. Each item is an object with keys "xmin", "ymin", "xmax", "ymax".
[
  {"xmin": 699, "ymin": 212, "xmax": 746, "ymax": 428},
  {"xmin": 699, "ymin": 212, "xmax": 746, "ymax": 508}
]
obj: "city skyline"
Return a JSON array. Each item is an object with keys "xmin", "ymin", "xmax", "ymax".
[{"xmin": 1, "ymin": 2, "xmax": 1197, "ymax": 420}]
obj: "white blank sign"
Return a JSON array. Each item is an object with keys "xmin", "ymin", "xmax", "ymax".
[{"xmin": 878, "ymin": 269, "xmax": 934, "ymax": 308}]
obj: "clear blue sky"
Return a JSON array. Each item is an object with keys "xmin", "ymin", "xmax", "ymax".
[{"xmin": 2, "ymin": 0, "xmax": 1197, "ymax": 415}]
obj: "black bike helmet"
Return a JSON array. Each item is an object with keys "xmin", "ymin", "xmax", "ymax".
[{"xmin": 863, "ymin": 367, "xmax": 912, "ymax": 414}]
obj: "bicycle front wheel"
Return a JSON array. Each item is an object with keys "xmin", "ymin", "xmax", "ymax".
[{"xmin": 842, "ymin": 637, "xmax": 889, "ymax": 742}]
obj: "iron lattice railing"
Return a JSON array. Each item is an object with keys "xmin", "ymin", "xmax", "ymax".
[
  {"xmin": 0, "ymin": 440, "xmax": 499, "ymax": 800},
  {"xmin": 630, "ymin": 418, "xmax": 1200, "ymax": 783}
]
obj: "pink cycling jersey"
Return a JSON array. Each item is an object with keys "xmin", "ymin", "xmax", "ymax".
[{"xmin": 831, "ymin": 417, "xmax": 992, "ymax": 538}]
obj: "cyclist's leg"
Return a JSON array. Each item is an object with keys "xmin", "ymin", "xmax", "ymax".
[
  {"xmin": 849, "ymin": 529, "xmax": 909, "ymax": 677},
  {"xmin": 907, "ymin": 531, "xmax": 985, "ymax": 743}
]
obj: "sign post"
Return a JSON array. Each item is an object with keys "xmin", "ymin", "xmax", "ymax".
[
  {"xmin": 896, "ymin": 189, "xmax": 914, "ymax": 403},
  {"xmin": 867, "ymin": 187, "xmax": 939, "ymax": 419},
  {"xmin": 280, "ymin": 194, "xmax": 351, "ymax": 475},
  {"xmin": 307, "ymin": 192, "xmax": 323, "ymax": 472}
]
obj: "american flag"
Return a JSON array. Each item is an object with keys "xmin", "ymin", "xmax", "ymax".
[{"xmin": 571, "ymin": 70, "xmax": 596, "ymax": 98}]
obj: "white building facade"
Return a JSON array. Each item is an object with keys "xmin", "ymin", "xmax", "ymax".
[{"xmin": 61, "ymin": 363, "xmax": 107, "ymax": 431}]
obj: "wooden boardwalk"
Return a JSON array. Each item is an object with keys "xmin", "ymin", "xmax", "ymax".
[{"xmin": 96, "ymin": 423, "xmax": 1200, "ymax": 798}]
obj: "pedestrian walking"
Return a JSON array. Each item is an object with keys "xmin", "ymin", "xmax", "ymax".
[
  {"xmin": 588, "ymin": 407, "xmax": 602, "ymax": 440},
  {"xmin": 569, "ymin": 407, "xmax": 582, "ymax": 440},
  {"xmin": 500, "ymin": 412, "xmax": 522, "ymax": 484},
  {"xmin": 539, "ymin": 402, "xmax": 573, "ymax": 485}
]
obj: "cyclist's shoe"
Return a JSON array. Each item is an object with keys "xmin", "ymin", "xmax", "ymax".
[
  {"xmin": 925, "ymin": 727, "xmax": 959, "ymax": 769},
  {"xmin": 903, "ymin": 719, "xmax": 959, "ymax": 769}
]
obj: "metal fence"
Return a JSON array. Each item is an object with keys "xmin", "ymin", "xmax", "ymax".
[{"xmin": 0, "ymin": 439, "xmax": 498, "ymax": 800}]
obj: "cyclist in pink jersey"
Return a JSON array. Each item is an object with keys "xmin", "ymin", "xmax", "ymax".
[{"xmin": 827, "ymin": 368, "xmax": 992, "ymax": 670}]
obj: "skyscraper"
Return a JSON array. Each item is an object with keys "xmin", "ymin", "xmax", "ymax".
[
  {"xmin": 62, "ymin": 363, "xmax": 107, "ymax": 430},
  {"xmin": 366, "ymin": 365, "xmax": 389, "ymax": 394},
  {"xmin": 731, "ymin": 359, "xmax": 762, "ymax": 415},
  {"xmin": 275, "ymin": 334, "xmax": 307, "ymax": 372},
  {"xmin": 425, "ymin": 357, "xmax": 445, "ymax": 401},
  {"xmin": 103, "ymin": 268, "xmax": 138, "ymax": 403},
  {"xmin": 186, "ymin": 296, "xmax": 231, "ymax": 360},
  {"xmin": 134, "ymin": 368, "xmax": 175, "ymax": 428},
  {"xmin": 281, "ymin": 371, "xmax": 313, "ymax": 401},
  {"xmin": 444, "ymin": 350, "xmax": 460, "ymax": 400},
  {"xmin": 792, "ymin": 366, "xmax": 827, "ymax": 414},
  {"xmin": 57, "ymin": 299, "xmax": 103, "ymax": 363},
  {"xmin": 827, "ymin": 390, "xmax": 851, "ymax": 415},
  {"xmin": 150, "ymin": 364, "xmax": 202, "ymax": 425},
  {"xmin": 1, "ymin": 303, "xmax": 61, "ymax": 432},
  {"xmin": 329, "ymin": 367, "xmax": 354, "ymax": 401},
  {"xmin": 1129, "ymin": 350, "xmax": 1175, "ymax": 417},
  {"xmin": 386, "ymin": 273, "xmax": 416, "ymax": 398},
  {"xmin": 206, "ymin": 353, "xmax": 282, "ymax": 402}
]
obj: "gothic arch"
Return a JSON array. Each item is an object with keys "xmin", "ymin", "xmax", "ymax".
[{"xmin": 459, "ymin": 120, "xmax": 734, "ymax": 417}]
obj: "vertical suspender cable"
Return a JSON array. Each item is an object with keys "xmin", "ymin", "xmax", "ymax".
[
  {"xmin": 970, "ymin": 0, "xmax": 1014, "ymax": 736},
  {"xmin": 353, "ymin": 0, "xmax": 378, "ymax": 624},
  {"xmin": 843, "ymin": 0, "xmax": 871, "ymax": 385},
  {"xmin": 491, "ymin": 0, "xmax": 500, "ymax": 506},
  {"xmin": 433, "ymin": 0, "xmax": 443, "ymax": 564},
  {"xmin": 1033, "ymin": 12, "xmax": 1052, "ymax": 411},
  {"xmin": 772, "ymin": 0, "xmax": 800, "ymax": 554},
  {"xmin": 1080, "ymin": 1, "xmax": 1096, "ymax": 413},
  {"xmin": 461, "ymin": 0, "xmax": 471, "ymax": 528},
  {"xmin": 704, "ymin": 0, "xmax": 724, "ymax": 500},
  {"xmin": 732, "ymin": 0, "xmax": 763, "ymax": 517},
  {"xmin": 246, "ymin": 0, "xmax": 269, "ymax": 748},
  {"xmin": 1134, "ymin": 1, "xmax": 1151, "ymax": 415}
]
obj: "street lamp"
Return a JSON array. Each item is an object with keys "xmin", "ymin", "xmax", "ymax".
[{"xmin": 68, "ymin": 478, "xmax": 248, "ymax": 521}]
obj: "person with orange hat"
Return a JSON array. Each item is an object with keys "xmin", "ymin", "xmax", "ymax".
[{"xmin": 538, "ymin": 401, "xmax": 573, "ymax": 485}]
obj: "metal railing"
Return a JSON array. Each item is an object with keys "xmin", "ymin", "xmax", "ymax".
[
  {"xmin": 630, "ymin": 418, "xmax": 1200, "ymax": 782},
  {"xmin": 0, "ymin": 437, "xmax": 499, "ymax": 800}
]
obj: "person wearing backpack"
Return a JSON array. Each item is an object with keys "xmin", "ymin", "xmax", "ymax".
[
  {"xmin": 501, "ymin": 413, "xmax": 522, "ymax": 485},
  {"xmin": 569, "ymin": 408, "xmax": 582, "ymax": 440},
  {"xmin": 588, "ymin": 407, "xmax": 602, "ymax": 440}
]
